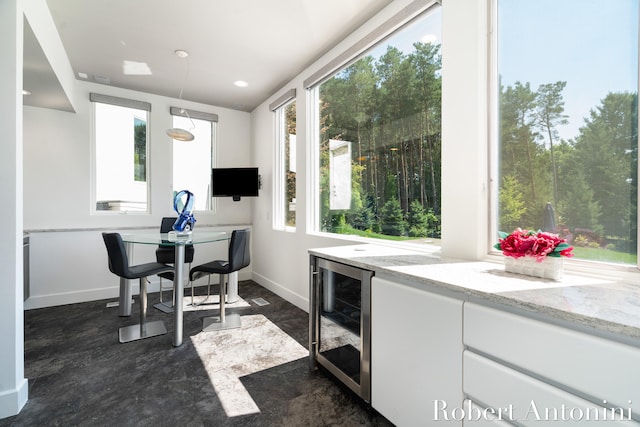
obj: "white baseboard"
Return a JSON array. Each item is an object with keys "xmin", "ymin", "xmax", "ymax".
[
  {"xmin": 24, "ymin": 271, "xmax": 254, "ymax": 310},
  {"xmin": 24, "ymin": 286, "xmax": 119, "ymax": 310},
  {"xmin": 251, "ymin": 272, "xmax": 309, "ymax": 313},
  {"xmin": 0, "ymin": 378, "xmax": 28, "ymax": 419}
]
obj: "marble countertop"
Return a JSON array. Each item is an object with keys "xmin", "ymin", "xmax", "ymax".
[{"xmin": 309, "ymin": 244, "xmax": 640, "ymax": 342}]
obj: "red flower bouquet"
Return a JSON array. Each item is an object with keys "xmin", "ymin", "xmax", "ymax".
[{"xmin": 494, "ymin": 228, "xmax": 574, "ymax": 262}]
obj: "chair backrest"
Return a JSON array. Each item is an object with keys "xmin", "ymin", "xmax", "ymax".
[
  {"xmin": 160, "ymin": 217, "xmax": 176, "ymax": 233},
  {"xmin": 102, "ymin": 232, "xmax": 130, "ymax": 279},
  {"xmin": 157, "ymin": 216, "xmax": 195, "ymax": 264},
  {"xmin": 228, "ymin": 229, "xmax": 251, "ymax": 272}
]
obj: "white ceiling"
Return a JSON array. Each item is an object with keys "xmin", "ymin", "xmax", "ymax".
[{"xmin": 24, "ymin": 0, "xmax": 393, "ymax": 112}]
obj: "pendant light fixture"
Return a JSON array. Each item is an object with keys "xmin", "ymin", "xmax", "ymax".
[{"xmin": 166, "ymin": 49, "xmax": 196, "ymax": 141}]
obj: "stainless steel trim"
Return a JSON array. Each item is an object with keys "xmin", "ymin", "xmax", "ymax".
[
  {"xmin": 309, "ymin": 260, "xmax": 319, "ymax": 369},
  {"xmin": 360, "ymin": 269, "xmax": 373, "ymax": 401},
  {"xmin": 316, "ymin": 257, "xmax": 365, "ymax": 281},
  {"xmin": 310, "ymin": 255, "xmax": 373, "ymax": 403},
  {"xmin": 173, "ymin": 244, "xmax": 185, "ymax": 346},
  {"xmin": 23, "ymin": 235, "xmax": 29, "ymax": 301}
]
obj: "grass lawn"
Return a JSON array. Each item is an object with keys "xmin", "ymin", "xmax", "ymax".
[
  {"xmin": 332, "ymin": 226, "xmax": 636, "ymax": 265},
  {"xmin": 569, "ymin": 246, "xmax": 637, "ymax": 265}
]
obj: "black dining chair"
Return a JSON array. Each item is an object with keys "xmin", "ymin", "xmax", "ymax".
[
  {"xmin": 189, "ymin": 229, "xmax": 250, "ymax": 331},
  {"xmin": 102, "ymin": 232, "xmax": 174, "ymax": 343},
  {"xmin": 154, "ymin": 217, "xmax": 195, "ymax": 312}
]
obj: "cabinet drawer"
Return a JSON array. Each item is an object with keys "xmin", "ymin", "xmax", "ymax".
[
  {"xmin": 464, "ymin": 350, "xmax": 639, "ymax": 426},
  {"xmin": 464, "ymin": 302, "xmax": 640, "ymax": 417}
]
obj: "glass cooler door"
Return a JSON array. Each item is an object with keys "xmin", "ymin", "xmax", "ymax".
[{"xmin": 311, "ymin": 257, "xmax": 372, "ymax": 400}]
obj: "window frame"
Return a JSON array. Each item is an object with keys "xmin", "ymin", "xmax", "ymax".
[
  {"xmin": 488, "ymin": 0, "xmax": 640, "ymax": 274},
  {"xmin": 90, "ymin": 93, "xmax": 151, "ymax": 215},
  {"xmin": 306, "ymin": 1, "xmax": 443, "ymax": 246},
  {"xmin": 271, "ymin": 90, "xmax": 297, "ymax": 231},
  {"xmin": 170, "ymin": 108, "xmax": 217, "ymax": 212}
]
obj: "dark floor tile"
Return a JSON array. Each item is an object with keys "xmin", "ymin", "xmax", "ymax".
[{"xmin": 1, "ymin": 281, "xmax": 391, "ymax": 427}]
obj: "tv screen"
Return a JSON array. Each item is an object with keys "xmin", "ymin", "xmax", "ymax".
[{"xmin": 211, "ymin": 167, "xmax": 259, "ymax": 200}]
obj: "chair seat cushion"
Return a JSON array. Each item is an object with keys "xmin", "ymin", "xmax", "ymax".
[
  {"xmin": 125, "ymin": 262, "xmax": 173, "ymax": 279},
  {"xmin": 189, "ymin": 260, "xmax": 230, "ymax": 280},
  {"xmin": 158, "ymin": 271, "xmax": 175, "ymax": 281}
]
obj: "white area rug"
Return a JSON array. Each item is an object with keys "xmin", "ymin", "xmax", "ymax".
[{"xmin": 190, "ymin": 314, "xmax": 309, "ymax": 417}]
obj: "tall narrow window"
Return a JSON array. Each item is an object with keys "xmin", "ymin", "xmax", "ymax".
[
  {"xmin": 309, "ymin": 5, "xmax": 442, "ymax": 242},
  {"xmin": 92, "ymin": 94, "xmax": 151, "ymax": 213},
  {"xmin": 171, "ymin": 108, "xmax": 216, "ymax": 211},
  {"xmin": 495, "ymin": 0, "xmax": 639, "ymax": 266},
  {"xmin": 274, "ymin": 100, "xmax": 296, "ymax": 229},
  {"xmin": 134, "ymin": 118, "xmax": 146, "ymax": 182},
  {"xmin": 272, "ymin": 90, "xmax": 297, "ymax": 230}
]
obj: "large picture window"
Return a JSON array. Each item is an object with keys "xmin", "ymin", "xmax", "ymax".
[
  {"xmin": 92, "ymin": 94, "xmax": 150, "ymax": 213},
  {"xmin": 311, "ymin": 6, "xmax": 442, "ymax": 242},
  {"xmin": 495, "ymin": 0, "xmax": 639, "ymax": 265}
]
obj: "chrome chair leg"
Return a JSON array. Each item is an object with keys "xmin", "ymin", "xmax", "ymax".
[
  {"xmin": 202, "ymin": 273, "xmax": 241, "ymax": 332},
  {"xmin": 119, "ymin": 278, "xmax": 167, "ymax": 343},
  {"xmin": 154, "ymin": 276, "xmax": 174, "ymax": 313},
  {"xmin": 190, "ymin": 273, "xmax": 213, "ymax": 307}
]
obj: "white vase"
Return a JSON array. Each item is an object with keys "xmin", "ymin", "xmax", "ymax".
[{"xmin": 504, "ymin": 256, "xmax": 563, "ymax": 280}]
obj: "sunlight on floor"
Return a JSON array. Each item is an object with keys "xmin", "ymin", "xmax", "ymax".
[{"xmin": 191, "ymin": 314, "xmax": 309, "ymax": 417}]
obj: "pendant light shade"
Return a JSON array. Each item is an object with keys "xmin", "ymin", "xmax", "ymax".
[
  {"xmin": 166, "ymin": 127, "xmax": 195, "ymax": 141},
  {"xmin": 167, "ymin": 50, "xmax": 195, "ymax": 141}
]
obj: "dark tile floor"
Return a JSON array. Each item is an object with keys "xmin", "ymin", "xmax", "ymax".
[{"xmin": 1, "ymin": 281, "xmax": 393, "ymax": 427}]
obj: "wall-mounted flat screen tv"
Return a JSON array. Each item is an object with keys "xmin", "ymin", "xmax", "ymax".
[{"xmin": 211, "ymin": 167, "xmax": 259, "ymax": 201}]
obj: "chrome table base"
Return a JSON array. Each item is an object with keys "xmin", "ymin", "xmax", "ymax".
[
  {"xmin": 202, "ymin": 313, "xmax": 241, "ymax": 332},
  {"xmin": 119, "ymin": 320, "xmax": 167, "ymax": 343}
]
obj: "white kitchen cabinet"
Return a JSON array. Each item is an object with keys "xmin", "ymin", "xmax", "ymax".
[
  {"xmin": 462, "ymin": 399, "xmax": 515, "ymax": 426},
  {"xmin": 463, "ymin": 302, "xmax": 640, "ymax": 425},
  {"xmin": 371, "ymin": 276, "xmax": 463, "ymax": 426}
]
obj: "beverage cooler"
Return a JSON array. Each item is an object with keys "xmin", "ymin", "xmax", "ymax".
[{"xmin": 309, "ymin": 255, "xmax": 373, "ymax": 402}]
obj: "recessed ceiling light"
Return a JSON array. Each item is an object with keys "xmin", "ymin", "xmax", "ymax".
[
  {"xmin": 123, "ymin": 60, "xmax": 152, "ymax": 75},
  {"xmin": 78, "ymin": 72, "xmax": 88, "ymax": 79},
  {"xmin": 234, "ymin": 80, "xmax": 248, "ymax": 88},
  {"xmin": 22, "ymin": 89, "xmax": 31, "ymax": 96}
]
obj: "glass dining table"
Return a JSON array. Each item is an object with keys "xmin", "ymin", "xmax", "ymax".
[{"xmin": 120, "ymin": 230, "xmax": 230, "ymax": 346}]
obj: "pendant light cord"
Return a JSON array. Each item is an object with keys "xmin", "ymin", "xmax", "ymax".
[{"xmin": 178, "ymin": 55, "xmax": 196, "ymax": 132}]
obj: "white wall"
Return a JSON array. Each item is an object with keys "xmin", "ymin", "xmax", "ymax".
[
  {"xmin": 0, "ymin": 0, "xmax": 28, "ymax": 419},
  {"xmin": 250, "ymin": 0, "xmax": 489, "ymax": 311},
  {"xmin": 23, "ymin": 80, "xmax": 253, "ymax": 308},
  {"xmin": 24, "ymin": 225, "xmax": 253, "ymax": 310},
  {"xmin": 24, "ymin": 80, "xmax": 252, "ymax": 229},
  {"xmin": 21, "ymin": 0, "xmax": 492, "ymax": 315}
]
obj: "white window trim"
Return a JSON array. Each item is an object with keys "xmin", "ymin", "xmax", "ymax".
[
  {"xmin": 487, "ymin": 0, "xmax": 640, "ymax": 278},
  {"xmin": 306, "ymin": 1, "xmax": 443, "ymax": 243},
  {"xmin": 90, "ymin": 95, "xmax": 151, "ymax": 215},
  {"xmin": 273, "ymin": 104, "xmax": 286, "ymax": 230},
  {"xmin": 306, "ymin": 87, "xmax": 321, "ymax": 235},
  {"xmin": 273, "ymin": 95, "xmax": 296, "ymax": 231},
  {"xmin": 170, "ymin": 109, "xmax": 217, "ymax": 212}
]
